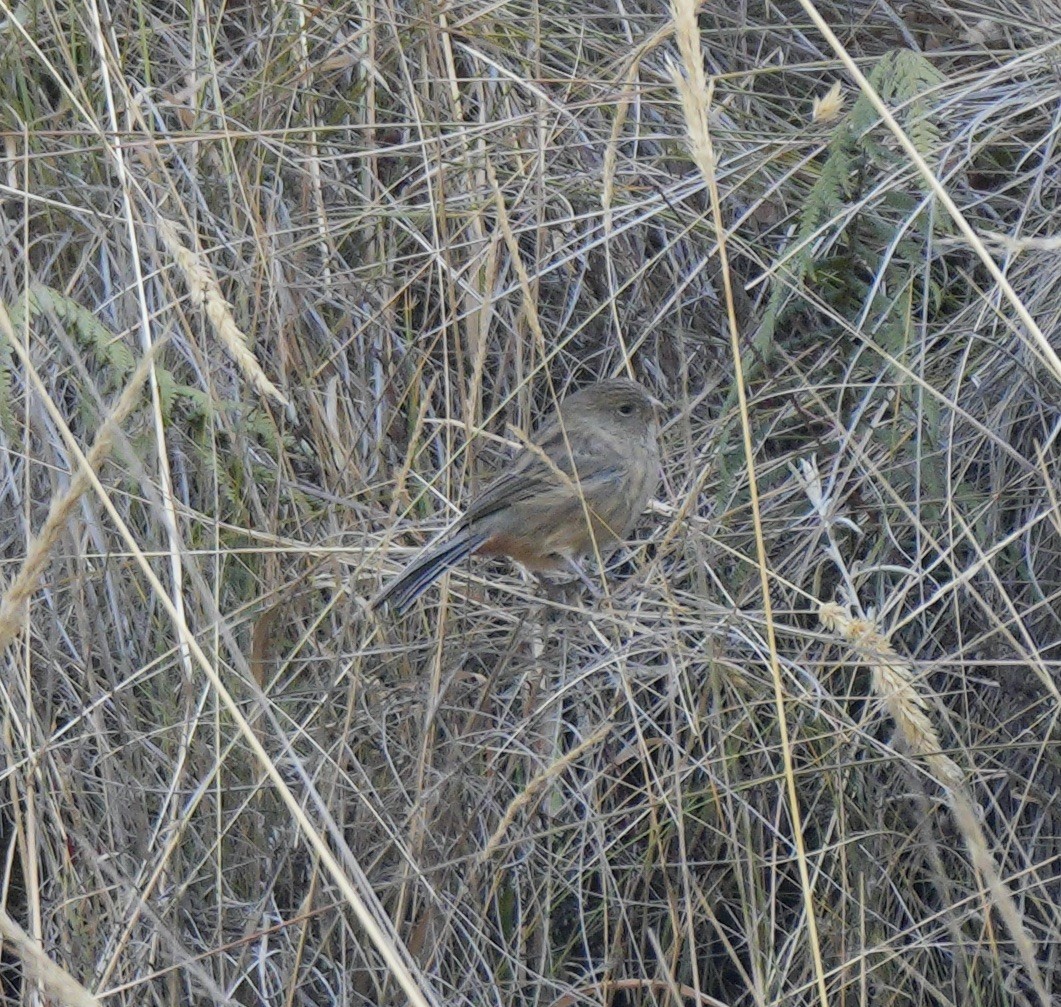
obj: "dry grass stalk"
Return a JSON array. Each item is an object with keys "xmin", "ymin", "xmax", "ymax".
[
  {"xmin": 811, "ymin": 81, "xmax": 844, "ymax": 123},
  {"xmin": 0, "ymin": 909, "xmax": 102, "ymax": 1007},
  {"xmin": 666, "ymin": 0, "xmax": 716, "ymax": 183},
  {"xmin": 819, "ymin": 600, "xmax": 1050, "ymax": 1005},
  {"xmin": 0, "ymin": 304, "xmax": 156, "ymax": 651},
  {"xmin": 818, "ymin": 601, "xmax": 962, "ymax": 790},
  {"xmin": 153, "ymin": 215, "xmax": 289, "ymax": 408},
  {"xmin": 667, "ymin": 6, "xmax": 833, "ymax": 1007},
  {"xmin": 479, "ymin": 717, "xmax": 614, "ymax": 862}
]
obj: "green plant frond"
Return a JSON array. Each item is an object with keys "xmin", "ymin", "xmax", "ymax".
[
  {"xmin": 852, "ymin": 49, "xmax": 946, "ymax": 162},
  {"xmin": 0, "ymin": 328, "xmax": 13, "ymax": 437},
  {"xmin": 7, "ymin": 282, "xmax": 136, "ymax": 382},
  {"xmin": 757, "ymin": 109, "xmax": 858, "ymax": 351},
  {"xmin": 155, "ymin": 366, "xmax": 225, "ymax": 424},
  {"xmin": 761, "ymin": 47, "xmax": 949, "ymax": 354}
]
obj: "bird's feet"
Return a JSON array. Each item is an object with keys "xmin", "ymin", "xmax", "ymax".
[{"xmin": 535, "ymin": 557, "xmax": 603, "ymax": 606}]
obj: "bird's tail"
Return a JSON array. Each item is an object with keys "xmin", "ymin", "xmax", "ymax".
[{"xmin": 371, "ymin": 529, "xmax": 488, "ymax": 615}]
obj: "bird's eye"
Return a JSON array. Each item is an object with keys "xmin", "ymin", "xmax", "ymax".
[{"xmin": 618, "ymin": 403, "xmax": 635, "ymax": 416}]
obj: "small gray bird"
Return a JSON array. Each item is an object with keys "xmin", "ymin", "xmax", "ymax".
[{"xmin": 372, "ymin": 378, "xmax": 661, "ymax": 613}]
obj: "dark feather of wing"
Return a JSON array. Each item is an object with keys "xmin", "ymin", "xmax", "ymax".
[{"xmin": 372, "ymin": 528, "xmax": 489, "ymax": 613}]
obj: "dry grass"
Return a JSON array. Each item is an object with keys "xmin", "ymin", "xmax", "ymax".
[{"xmin": 1, "ymin": 0, "xmax": 1060, "ymax": 1005}]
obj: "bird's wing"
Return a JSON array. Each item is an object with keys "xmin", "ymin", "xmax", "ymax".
[{"xmin": 460, "ymin": 424, "xmax": 623, "ymax": 529}]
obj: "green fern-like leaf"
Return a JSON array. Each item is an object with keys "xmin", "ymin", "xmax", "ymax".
[
  {"xmin": 0, "ymin": 330, "xmax": 14, "ymax": 437},
  {"xmin": 892, "ymin": 50, "xmax": 945, "ymax": 159},
  {"xmin": 154, "ymin": 366, "xmax": 214, "ymax": 422},
  {"xmin": 8, "ymin": 283, "xmax": 135, "ymax": 388},
  {"xmin": 757, "ymin": 111, "xmax": 857, "ymax": 349},
  {"xmin": 760, "ymin": 47, "xmax": 947, "ymax": 354},
  {"xmin": 852, "ymin": 49, "xmax": 945, "ymax": 163},
  {"xmin": 4, "ymin": 285, "xmax": 220, "ymax": 430}
]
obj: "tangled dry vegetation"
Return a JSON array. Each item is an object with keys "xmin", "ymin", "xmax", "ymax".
[{"xmin": 1, "ymin": 0, "xmax": 1060, "ymax": 1004}]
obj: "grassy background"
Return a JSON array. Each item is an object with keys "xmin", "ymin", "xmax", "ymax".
[{"xmin": 1, "ymin": 0, "xmax": 1060, "ymax": 1004}]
